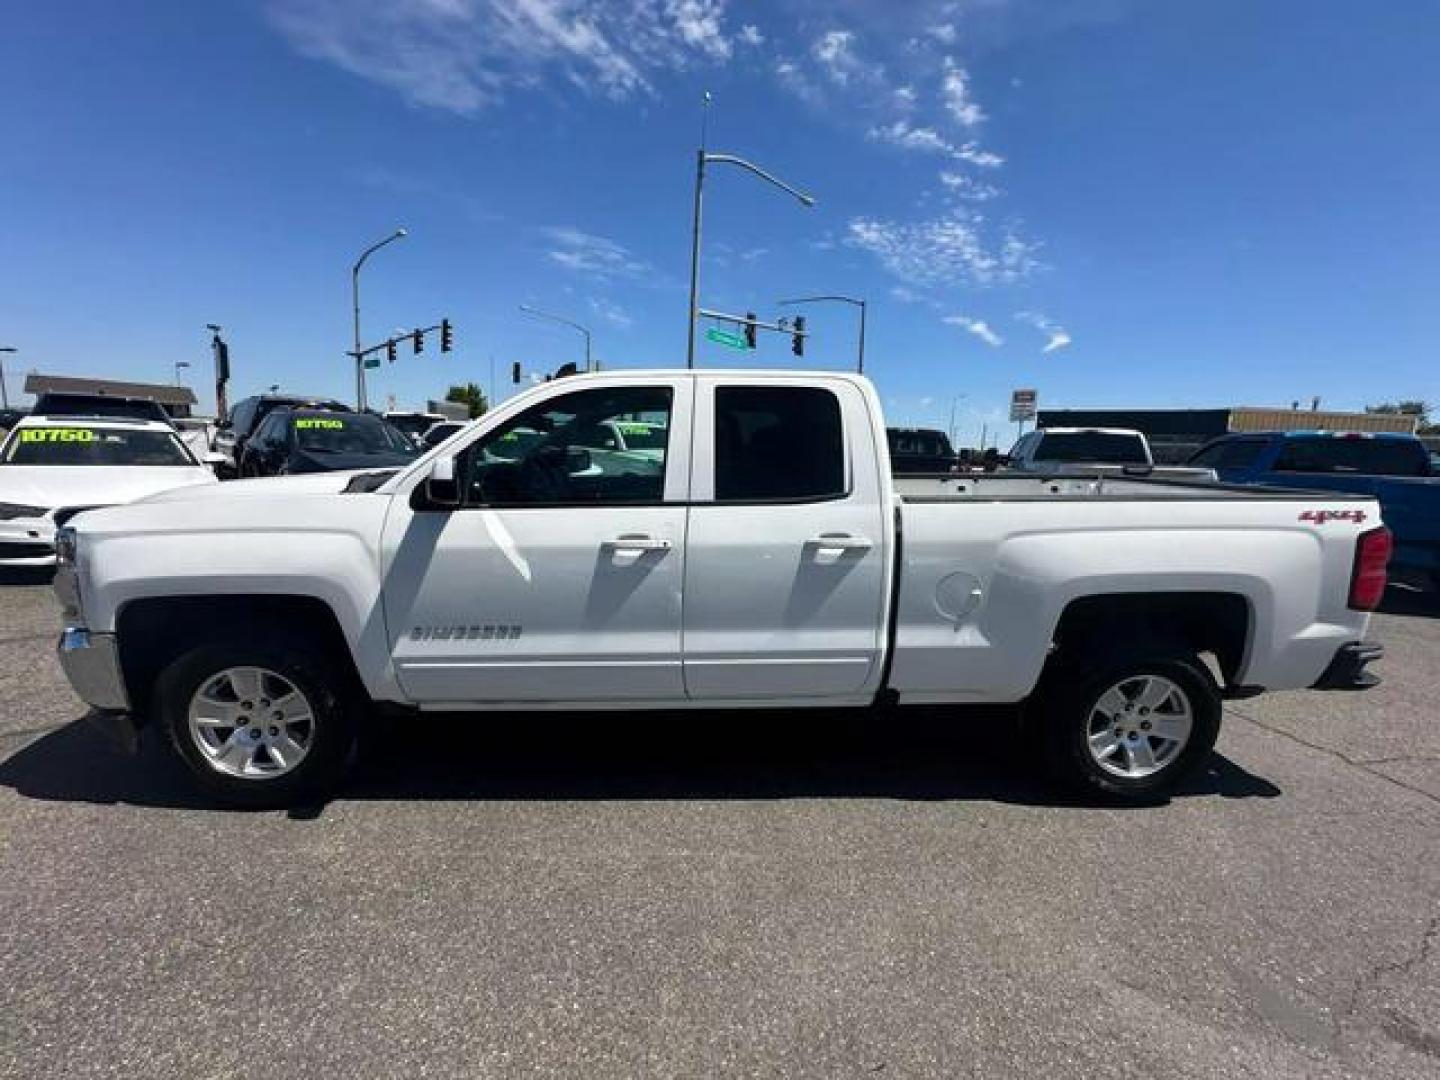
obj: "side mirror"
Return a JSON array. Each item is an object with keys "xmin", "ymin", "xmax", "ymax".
[{"xmin": 424, "ymin": 456, "xmax": 461, "ymax": 508}]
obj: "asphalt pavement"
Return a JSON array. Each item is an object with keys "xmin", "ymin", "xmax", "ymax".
[{"xmin": 1, "ymin": 574, "xmax": 1437, "ymax": 1079}]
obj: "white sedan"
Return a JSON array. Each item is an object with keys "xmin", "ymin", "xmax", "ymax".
[{"xmin": 0, "ymin": 416, "xmax": 220, "ymax": 566}]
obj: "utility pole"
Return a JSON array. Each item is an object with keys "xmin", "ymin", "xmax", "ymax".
[
  {"xmin": 777, "ymin": 296, "xmax": 866, "ymax": 372},
  {"xmin": 0, "ymin": 346, "xmax": 15, "ymax": 411},
  {"xmin": 351, "ymin": 227, "xmax": 407, "ymax": 410},
  {"xmin": 519, "ymin": 305, "xmax": 593, "ymax": 372},
  {"xmin": 686, "ymin": 93, "xmax": 815, "ymax": 368},
  {"xmin": 206, "ymin": 325, "xmax": 230, "ymax": 419}
]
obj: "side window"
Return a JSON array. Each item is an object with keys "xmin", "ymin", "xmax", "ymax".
[
  {"xmin": 1192, "ymin": 438, "xmax": 1266, "ymax": 469},
  {"xmin": 231, "ymin": 400, "xmax": 255, "ymax": 435},
  {"xmin": 714, "ymin": 386, "xmax": 845, "ymax": 502},
  {"xmin": 463, "ymin": 386, "xmax": 672, "ymax": 506},
  {"xmin": 257, "ymin": 413, "xmax": 287, "ymax": 449}
]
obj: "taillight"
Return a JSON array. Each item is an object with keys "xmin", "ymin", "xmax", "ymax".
[{"xmin": 1349, "ymin": 526, "xmax": 1392, "ymax": 611}]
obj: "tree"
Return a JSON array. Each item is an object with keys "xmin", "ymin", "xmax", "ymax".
[
  {"xmin": 1366, "ymin": 400, "xmax": 1435, "ymax": 433},
  {"xmin": 445, "ymin": 382, "xmax": 488, "ymax": 419}
]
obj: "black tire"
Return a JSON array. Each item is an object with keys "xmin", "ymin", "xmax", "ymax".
[
  {"xmin": 1036, "ymin": 649, "xmax": 1222, "ymax": 803},
  {"xmin": 155, "ymin": 632, "xmax": 358, "ymax": 809}
]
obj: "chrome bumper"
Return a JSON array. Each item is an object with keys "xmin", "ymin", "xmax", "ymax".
[{"xmin": 57, "ymin": 628, "xmax": 130, "ymax": 711}]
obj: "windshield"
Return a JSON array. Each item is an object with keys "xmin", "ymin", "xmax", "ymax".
[
  {"xmin": 2, "ymin": 425, "xmax": 195, "ymax": 466},
  {"xmin": 890, "ymin": 431, "xmax": 952, "ymax": 456},
  {"xmin": 294, "ymin": 414, "xmax": 415, "ymax": 455},
  {"xmin": 1034, "ymin": 432, "xmax": 1149, "ymax": 464}
]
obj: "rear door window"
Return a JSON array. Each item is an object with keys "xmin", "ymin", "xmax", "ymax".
[
  {"xmin": 1274, "ymin": 437, "xmax": 1429, "ymax": 476},
  {"xmin": 1190, "ymin": 438, "xmax": 1268, "ymax": 469},
  {"xmin": 714, "ymin": 386, "xmax": 845, "ymax": 502}
]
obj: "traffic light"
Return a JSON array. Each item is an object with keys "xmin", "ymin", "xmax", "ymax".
[
  {"xmin": 792, "ymin": 316, "xmax": 806, "ymax": 357},
  {"xmin": 440, "ymin": 318, "xmax": 453, "ymax": 353},
  {"xmin": 744, "ymin": 312, "xmax": 757, "ymax": 350},
  {"xmin": 511, "ymin": 361, "xmax": 522, "ymax": 384},
  {"xmin": 386, "ymin": 339, "xmax": 397, "ymax": 364},
  {"xmin": 413, "ymin": 329, "xmax": 424, "ymax": 355}
]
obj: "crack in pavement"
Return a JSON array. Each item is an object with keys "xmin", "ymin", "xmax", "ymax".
[
  {"xmin": 1226, "ymin": 705, "xmax": 1440, "ymax": 808},
  {"xmin": 1333, "ymin": 913, "xmax": 1440, "ymax": 1056}
]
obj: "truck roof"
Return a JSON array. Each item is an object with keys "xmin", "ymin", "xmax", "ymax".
[{"xmin": 1039, "ymin": 427, "xmax": 1145, "ymax": 437}]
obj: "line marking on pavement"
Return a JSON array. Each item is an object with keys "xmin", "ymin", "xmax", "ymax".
[{"xmin": 1227, "ymin": 706, "xmax": 1440, "ymax": 809}]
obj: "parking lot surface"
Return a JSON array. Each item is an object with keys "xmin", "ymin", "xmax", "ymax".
[{"xmin": 2, "ymin": 577, "xmax": 1437, "ymax": 1079}]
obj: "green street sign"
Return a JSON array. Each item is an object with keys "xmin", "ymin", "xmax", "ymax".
[
  {"xmin": 706, "ymin": 327, "xmax": 750, "ymax": 350},
  {"xmin": 363, "ymin": 356, "xmax": 381, "ymax": 369}
]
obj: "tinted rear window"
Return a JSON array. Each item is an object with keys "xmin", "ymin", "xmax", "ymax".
[
  {"xmin": 1274, "ymin": 437, "xmax": 1430, "ymax": 476},
  {"xmin": 715, "ymin": 386, "xmax": 845, "ymax": 501},
  {"xmin": 1034, "ymin": 433, "xmax": 1148, "ymax": 464}
]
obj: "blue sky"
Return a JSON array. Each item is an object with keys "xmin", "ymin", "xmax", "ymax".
[{"xmin": 3, "ymin": 0, "xmax": 1437, "ymax": 444}]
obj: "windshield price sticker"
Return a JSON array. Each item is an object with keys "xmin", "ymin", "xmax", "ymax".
[
  {"xmin": 19, "ymin": 428, "xmax": 97, "ymax": 443},
  {"xmin": 295, "ymin": 419, "xmax": 345, "ymax": 430}
]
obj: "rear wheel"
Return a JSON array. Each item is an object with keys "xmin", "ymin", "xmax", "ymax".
[
  {"xmin": 1036, "ymin": 650, "xmax": 1221, "ymax": 802},
  {"xmin": 156, "ymin": 634, "xmax": 358, "ymax": 809}
]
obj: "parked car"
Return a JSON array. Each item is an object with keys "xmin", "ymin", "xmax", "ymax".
[
  {"xmin": 54, "ymin": 370, "xmax": 1387, "ymax": 808},
  {"xmin": 237, "ymin": 408, "xmax": 417, "ymax": 477},
  {"xmin": 213, "ymin": 394, "xmax": 351, "ymax": 478},
  {"xmin": 1008, "ymin": 428, "xmax": 1217, "ymax": 480},
  {"xmin": 1189, "ymin": 431, "xmax": 1439, "ymax": 591},
  {"xmin": 0, "ymin": 415, "xmax": 218, "ymax": 566},
  {"xmin": 384, "ymin": 411, "xmax": 449, "ymax": 448},
  {"xmin": 887, "ymin": 427, "xmax": 957, "ymax": 474},
  {"xmin": 31, "ymin": 392, "xmax": 173, "ymax": 425},
  {"xmin": 420, "ymin": 420, "xmax": 468, "ymax": 448}
]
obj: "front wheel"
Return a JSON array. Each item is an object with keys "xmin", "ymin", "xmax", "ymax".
[
  {"xmin": 155, "ymin": 635, "xmax": 358, "ymax": 809},
  {"xmin": 1036, "ymin": 651, "xmax": 1222, "ymax": 802}
]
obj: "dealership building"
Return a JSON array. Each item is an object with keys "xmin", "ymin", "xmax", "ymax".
[{"xmin": 1035, "ymin": 406, "xmax": 1419, "ymax": 463}]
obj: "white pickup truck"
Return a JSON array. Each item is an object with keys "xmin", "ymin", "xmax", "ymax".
[
  {"xmin": 1008, "ymin": 427, "xmax": 1217, "ymax": 481},
  {"xmin": 53, "ymin": 370, "xmax": 1390, "ymax": 808}
]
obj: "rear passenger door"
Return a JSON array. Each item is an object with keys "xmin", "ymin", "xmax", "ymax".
[{"xmin": 681, "ymin": 378, "xmax": 889, "ymax": 701}]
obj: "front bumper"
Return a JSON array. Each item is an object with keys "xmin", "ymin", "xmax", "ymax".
[
  {"xmin": 0, "ymin": 518, "xmax": 56, "ymax": 564},
  {"xmin": 1311, "ymin": 641, "xmax": 1384, "ymax": 691},
  {"xmin": 57, "ymin": 628, "xmax": 130, "ymax": 711}
]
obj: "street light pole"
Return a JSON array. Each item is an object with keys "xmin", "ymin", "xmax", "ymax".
[
  {"xmin": 0, "ymin": 347, "xmax": 15, "ymax": 411},
  {"xmin": 351, "ymin": 227, "xmax": 407, "ymax": 411},
  {"xmin": 687, "ymin": 150, "xmax": 815, "ymax": 369},
  {"xmin": 519, "ymin": 305, "xmax": 593, "ymax": 372},
  {"xmin": 174, "ymin": 360, "xmax": 191, "ymax": 386},
  {"xmin": 777, "ymin": 295, "xmax": 867, "ymax": 372}
]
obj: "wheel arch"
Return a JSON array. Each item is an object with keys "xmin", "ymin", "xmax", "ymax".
[
  {"xmin": 116, "ymin": 594, "xmax": 368, "ymax": 721},
  {"xmin": 1044, "ymin": 590, "xmax": 1253, "ymax": 689}
]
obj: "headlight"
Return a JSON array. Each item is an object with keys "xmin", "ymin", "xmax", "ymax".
[
  {"xmin": 54, "ymin": 526, "xmax": 78, "ymax": 567},
  {"xmin": 0, "ymin": 501, "xmax": 47, "ymax": 520}
]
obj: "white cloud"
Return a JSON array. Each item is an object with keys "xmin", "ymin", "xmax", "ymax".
[
  {"xmin": 813, "ymin": 29, "xmax": 858, "ymax": 84},
  {"xmin": 941, "ymin": 59, "xmax": 985, "ymax": 127},
  {"xmin": 944, "ymin": 315, "xmax": 1003, "ymax": 346},
  {"xmin": 543, "ymin": 225, "xmax": 653, "ymax": 279},
  {"xmin": 939, "ymin": 170, "xmax": 999, "ymax": 201},
  {"xmin": 869, "ymin": 119, "xmax": 953, "ymax": 154},
  {"xmin": 927, "ymin": 23, "xmax": 958, "ymax": 45},
  {"xmin": 1015, "ymin": 310, "xmax": 1073, "ymax": 353},
  {"xmin": 266, "ymin": 0, "xmax": 739, "ymax": 114},
  {"xmin": 956, "ymin": 141, "xmax": 1005, "ymax": 168},
  {"xmin": 847, "ymin": 210, "xmax": 1041, "ymax": 287},
  {"xmin": 587, "ymin": 295, "xmax": 634, "ymax": 329},
  {"xmin": 738, "ymin": 22, "xmax": 763, "ymax": 46}
]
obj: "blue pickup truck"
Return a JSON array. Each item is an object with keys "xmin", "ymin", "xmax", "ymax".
[{"xmin": 1189, "ymin": 431, "xmax": 1440, "ymax": 592}]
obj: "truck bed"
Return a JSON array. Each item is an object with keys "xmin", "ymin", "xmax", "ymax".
[{"xmin": 894, "ymin": 473, "xmax": 1372, "ymax": 502}]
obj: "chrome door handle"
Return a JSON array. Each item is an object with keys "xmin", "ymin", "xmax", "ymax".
[
  {"xmin": 605, "ymin": 534, "xmax": 672, "ymax": 552},
  {"xmin": 806, "ymin": 533, "xmax": 873, "ymax": 552}
]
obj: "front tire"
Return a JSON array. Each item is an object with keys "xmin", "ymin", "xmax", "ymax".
[
  {"xmin": 155, "ymin": 634, "xmax": 357, "ymax": 809},
  {"xmin": 1036, "ymin": 650, "xmax": 1222, "ymax": 803}
]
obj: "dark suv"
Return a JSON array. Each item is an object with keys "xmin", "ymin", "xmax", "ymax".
[
  {"xmin": 238, "ymin": 408, "xmax": 416, "ymax": 477},
  {"xmin": 214, "ymin": 394, "xmax": 350, "ymax": 478}
]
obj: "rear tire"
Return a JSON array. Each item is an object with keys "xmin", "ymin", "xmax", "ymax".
[
  {"xmin": 155, "ymin": 632, "xmax": 358, "ymax": 809},
  {"xmin": 1035, "ymin": 649, "xmax": 1221, "ymax": 803}
]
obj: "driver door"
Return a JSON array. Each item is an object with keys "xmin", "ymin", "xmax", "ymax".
[{"xmin": 381, "ymin": 379, "xmax": 692, "ymax": 704}]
